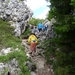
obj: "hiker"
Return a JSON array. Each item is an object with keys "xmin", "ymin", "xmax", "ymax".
[
  {"xmin": 42, "ymin": 25, "xmax": 46, "ymax": 31},
  {"xmin": 28, "ymin": 32, "xmax": 38, "ymax": 56},
  {"xmin": 31, "ymin": 26, "xmax": 39, "ymax": 35},
  {"xmin": 37, "ymin": 22, "xmax": 44, "ymax": 32},
  {"xmin": 45, "ymin": 24, "xmax": 48, "ymax": 31}
]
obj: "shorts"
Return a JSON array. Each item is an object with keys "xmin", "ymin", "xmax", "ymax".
[{"xmin": 30, "ymin": 42, "xmax": 37, "ymax": 52}]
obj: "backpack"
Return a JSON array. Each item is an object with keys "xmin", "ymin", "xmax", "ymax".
[
  {"xmin": 32, "ymin": 40, "xmax": 36, "ymax": 43},
  {"xmin": 28, "ymin": 34, "xmax": 38, "ymax": 44}
]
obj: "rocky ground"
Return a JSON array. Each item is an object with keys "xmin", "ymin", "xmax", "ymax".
[{"xmin": 22, "ymin": 39, "xmax": 54, "ymax": 75}]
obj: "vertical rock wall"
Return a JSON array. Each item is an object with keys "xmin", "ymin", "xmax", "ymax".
[{"xmin": 0, "ymin": 0, "xmax": 33, "ymax": 37}]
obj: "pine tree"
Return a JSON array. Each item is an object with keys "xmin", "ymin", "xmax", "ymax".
[{"xmin": 46, "ymin": 0, "xmax": 75, "ymax": 75}]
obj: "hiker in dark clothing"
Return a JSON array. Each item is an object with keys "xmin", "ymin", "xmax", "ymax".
[{"xmin": 31, "ymin": 26, "xmax": 39, "ymax": 34}]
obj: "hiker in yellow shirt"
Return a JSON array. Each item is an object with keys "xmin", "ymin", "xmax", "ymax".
[{"xmin": 28, "ymin": 32, "xmax": 38, "ymax": 56}]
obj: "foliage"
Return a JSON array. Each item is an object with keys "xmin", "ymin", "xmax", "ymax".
[
  {"xmin": 28, "ymin": 17, "xmax": 45, "ymax": 26},
  {"xmin": 47, "ymin": 7, "xmax": 57, "ymax": 20},
  {"xmin": 45, "ymin": 0, "xmax": 75, "ymax": 75},
  {"xmin": 0, "ymin": 18, "xmax": 30, "ymax": 75},
  {"xmin": 21, "ymin": 27, "xmax": 31, "ymax": 39},
  {"xmin": 40, "ymin": 39, "xmax": 56, "ymax": 64}
]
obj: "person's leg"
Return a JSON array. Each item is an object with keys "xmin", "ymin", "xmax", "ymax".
[
  {"xmin": 38, "ymin": 29, "xmax": 40, "ymax": 32},
  {"xmin": 38, "ymin": 28, "xmax": 42, "ymax": 32},
  {"xmin": 33, "ymin": 43, "xmax": 37, "ymax": 56},
  {"xmin": 30, "ymin": 44, "xmax": 33, "ymax": 56},
  {"xmin": 30, "ymin": 43, "xmax": 36, "ymax": 56},
  {"xmin": 32, "ymin": 49, "xmax": 35, "ymax": 56},
  {"xmin": 35, "ymin": 47, "xmax": 37, "ymax": 55},
  {"xmin": 33, "ymin": 43, "xmax": 37, "ymax": 55}
]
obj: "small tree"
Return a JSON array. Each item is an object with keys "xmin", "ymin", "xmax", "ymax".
[
  {"xmin": 45, "ymin": 0, "xmax": 75, "ymax": 75},
  {"xmin": 28, "ymin": 17, "xmax": 45, "ymax": 26}
]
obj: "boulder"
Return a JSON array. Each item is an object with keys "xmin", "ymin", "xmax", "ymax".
[{"xmin": 0, "ymin": 0, "xmax": 33, "ymax": 37}]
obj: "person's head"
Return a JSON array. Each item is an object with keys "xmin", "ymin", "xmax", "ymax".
[
  {"xmin": 34, "ymin": 26, "xmax": 37, "ymax": 29},
  {"xmin": 31, "ymin": 32, "xmax": 35, "ymax": 36},
  {"xmin": 40, "ymin": 22, "xmax": 42, "ymax": 24}
]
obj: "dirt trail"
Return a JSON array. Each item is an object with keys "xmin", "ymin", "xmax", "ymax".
[{"xmin": 22, "ymin": 39, "xmax": 54, "ymax": 75}]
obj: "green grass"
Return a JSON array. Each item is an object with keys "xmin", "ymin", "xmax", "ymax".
[
  {"xmin": 0, "ymin": 19, "xmax": 30, "ymax": 75},
  {"xmin": 21, "ymin": 27, "xmax": 31, "ymax": 39}
]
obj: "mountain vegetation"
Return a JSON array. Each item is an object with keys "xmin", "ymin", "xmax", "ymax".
[
  {"xmin": 28, "ymin": 17, "xmax": 45, "ymax": 26},
  {"xmin": 0, "ymin": 0, "xmax": 75, "ymax": 75},
  {"xmin": 0, "ymin": 19, "xmax": 30, "ymax": 75},
  {"xmin": 43, "ymin": 0, "xmax": 75, "ymax": 75}
]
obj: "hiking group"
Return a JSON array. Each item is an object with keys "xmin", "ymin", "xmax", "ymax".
[{"xmin": 27, "ymin": 22, "xmax": 48, "ymax": 56}]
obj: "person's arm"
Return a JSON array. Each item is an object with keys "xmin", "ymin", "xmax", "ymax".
[
  {"xmin": 37, "ymin": 25, "xmax": 39, "ymax": 29},
  {"xmin": 35, "ymin": 37, "xmax": 38, "ymax": 44},
  {"xmin": 37, "ymin": 24, "xmax": 40, "ymax": 29},
  {"xmin": 28, "ymin": 36, "xmax": 31, "ymax": 44}
]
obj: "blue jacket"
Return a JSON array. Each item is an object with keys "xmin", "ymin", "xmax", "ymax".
[{"xmin": 37, "ymin": 23, "xmax": 43, "ymax": 29}]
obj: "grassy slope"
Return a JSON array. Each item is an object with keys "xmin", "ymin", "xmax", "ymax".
[{"xmin": 0, "ymin": 19, "xmax": 30, "ymax": 75}]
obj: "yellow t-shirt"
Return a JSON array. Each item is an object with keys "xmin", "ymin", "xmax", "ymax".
[{"xmin": 28, "ymin": 34, "xmax": 38, "ymax": 44}]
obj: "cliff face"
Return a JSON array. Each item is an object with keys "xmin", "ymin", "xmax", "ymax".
[{"xmin": 0, "ymin": 0, "xmax": 33, "ymax": 37}]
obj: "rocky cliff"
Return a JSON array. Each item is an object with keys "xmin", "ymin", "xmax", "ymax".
[{"xmin": 0, "ymin": 0, "xmax": 33, "ymax": 37}]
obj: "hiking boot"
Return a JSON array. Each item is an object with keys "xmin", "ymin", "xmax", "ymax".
[{"xmin": 29, "ymin": 51, "xmax": 32, "ymax": 54}]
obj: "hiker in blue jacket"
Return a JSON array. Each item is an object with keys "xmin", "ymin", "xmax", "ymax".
[{"xmin": 37, "ymin": 22, "xmax": 43, "ymax": 32}]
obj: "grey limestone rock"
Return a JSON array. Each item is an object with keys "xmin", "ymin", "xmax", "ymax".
[{"xmin": 0, "ymin": 0, "xmax": 33, "ymax": 37}]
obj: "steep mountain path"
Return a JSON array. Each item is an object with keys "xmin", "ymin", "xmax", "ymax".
[{"xmin": 22, "ymin": 39, "xmax": 54, "ymax": 75}]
